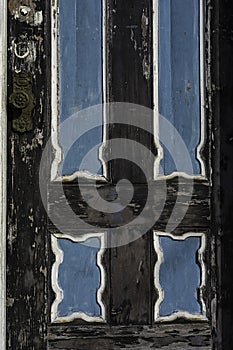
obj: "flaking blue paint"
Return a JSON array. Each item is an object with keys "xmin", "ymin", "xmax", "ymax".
[
  {"xmin": 159, "ymin": 0, "xmax": 201, "ymax": 174},
  {"xmin": 59, "ymin": 0, "xmax": 103, "ymax": 175},
  {"xmin": 57, "ymin": 238, "xmax": 101, "ymax": 317},
  {"xmin": 159, "ymin": 236, "xmax": 201, "ymax": 316}
]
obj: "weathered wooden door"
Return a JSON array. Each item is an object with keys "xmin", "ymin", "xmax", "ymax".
[{"xmin": 6, "ymin": 0, "xmax": 233, "ymax": 349}]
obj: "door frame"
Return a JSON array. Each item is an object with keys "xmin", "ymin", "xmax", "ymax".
[{"xmin": 0, "ymin": 0, "xmax": 7, "ymax": 349}]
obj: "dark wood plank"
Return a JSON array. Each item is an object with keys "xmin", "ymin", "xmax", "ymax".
[
  {"xmin": 110, "ymin": 232, "xmax": 151, "ymax": 325},
  {"xmin": 48, "ymin": 179, "xmax": 210, "ymax": 233},
  {"xmin": 106, "ymin": 0, "xmax": 154, "ymax": 184},
  {"xmin": 208, "ymin": 1, "xmax": 221, "ymax": 348},
  {"xmin": 47, "ymin": 323, "xmax": 212, "ymax": 349},
  {"xmin": 213, "ymin": 0, "xmax": 233, "ymax": 348},
  {"xmin": 7, "ymin": 1, "xmax": 51, "ymax": 348}
]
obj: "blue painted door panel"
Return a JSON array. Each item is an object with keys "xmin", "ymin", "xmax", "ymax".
[
  {"xmin": 159, "ymin": 0, "xmax": 201, "ymax": 174},
  {"xmin": 54, "ymin": 0, "xmax": 205, "ymax": 324},
  {"xmin": 57, "ymin": 238, "xmax": 101, "ymax": 318},
  {"xmin": 159, "ymin": 236, "xmax": 201, "ymax": 316},
  {"xmin": 59, "ymin": 0, "xmax": 103, "ymax": 175}
]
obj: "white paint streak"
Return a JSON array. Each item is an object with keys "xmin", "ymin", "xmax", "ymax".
[
  {"xmin": 0, "ymin": 0, "xmax": 7, "ymax": 347},
  {"xmin": 198, "ymin": 233, "xmax": 207, "ymax": 315},
  {"xmin": 51, "ymin": 233, "xmax": 106, "ymax": 323},
  {"xmin": 34, "ymin": 11, "xmax": 43, "ymax": 26},
  {"xmin": 153, "ymin": 235, "xmax": 164, "ymax": 321},
  {"xmin": 153, "ymin": 231, "xmax": 207, "ymax": 322},
  {"xmin": 56, "ymin": 170, "xmax": 107, "ymax": 183},
  {"xmin": 51, "ymin": 0, "xmax": 62, "ymax": 181},
  {"xmin": 152, "ymin": 0, "xmax": 163, "ymax": 178},
  {"xmin": 155, "ymin": 171, "xmax": 207, "ymax": 181},
  {"xmin": 51, "ymin": 235, "xmax": 64, "ymax": 323},
  {"xmin": 99, "ymin": 0, "xmax": 108, "ymax": 179},
  {"xmin": 197, "ymin": 0, "xmax": 207, "ymax": 178}
]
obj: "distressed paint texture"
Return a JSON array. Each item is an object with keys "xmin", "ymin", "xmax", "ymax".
[
  {"xmin": 59, "ymin": 0, "xmax": 103, "ymax": 175},
  {"xmin": 7, "ymin": 0, "xmax": 48, "ymax": 348},
  {"xmin": 6, "ymin": 0, "xmax": 219, "ymax": 348},
  {"xmin": 8, "ymin": 0, "xmax": 43, "ymax": 26},
  {"xmin": 56, "ymin": 238, "xmax": 101, "ymax": 318},
  {"xmin": 0, "ymin": 1, "xmax": 7, "ymax": 348},
  {"xmin": 48, "ymin": 323, "xmax": 212, "ymax": 349},
  {"xmin": 158, "ymin": 236, "xmax": 201, "ymax": 316},
  {"xmin": 158, "ymin": 0, "xmax": 201, "ymax": 175}
]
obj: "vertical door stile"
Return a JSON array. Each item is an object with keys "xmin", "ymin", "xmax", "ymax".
[
  {"xmin": 107, "ymin": 0, "xmax": 154, "ymax": 325},
  {"xmin": 0, "ymin": 0, "xmax": 7, "ymax": 348}
]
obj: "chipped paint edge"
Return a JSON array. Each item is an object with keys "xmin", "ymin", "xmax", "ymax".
[
  {"xmin": 153, "ymin": 231, "xmax": 207, "ymax": 322},
  {"xmin": 99, "ymin": 0, "xmax": 108, "ymax": 179},
  {"xmin": 51, "ymin": 232, "xmax": 106, "ymax": 323},
  {"xmin": 152, "ymin": 0, "xmax": 163, "ymax": 178},
  {"xmin": 153, "ymin": 0, "xmax": 207, "ymax": 179},
  {"xmin": 0, "ymin": 0, "xmax": 7, "ymax": 347},
  {"xmin": 154, "ymin": 171, "xmax": 207, "ymax": 181},
  {"xmin": 56, "ymin": 170, "xmax": 107, "ymax": 183},
  {"xmin": 197, "ymin": 0, "xmax": 207, "ymax": 178},
  {"xmin": 51, "ymin": 234, "xmax": 64, "ymax": 323},
  {"xmin": 51, "ymin": 0, "xmax": 62, "ymax": 181},
  {"xmin": 51, "ymin": 0, "xmax": 107, "ymax": 182}
]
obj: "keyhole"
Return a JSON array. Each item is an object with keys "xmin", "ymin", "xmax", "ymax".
[{"xmin": 19, "ymin": 6, "xmax": 30, "ymax": 16}]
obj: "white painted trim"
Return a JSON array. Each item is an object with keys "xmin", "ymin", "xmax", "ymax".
[
  {"xmin": 51, "ymin": 0, "xmax": 62, "ymax": 181},
  {"xmin": 56, "ymin": 170, "xmax": 108, "ymax": 183},
  {"xmin": 197, "ymin": 0, "xmax": 207, "ymax": 178},
  {"xmin": 51, "ymin": 232, "xmax": 106, "ymax": 323},
  {"xmin": 51, "ymin": 0, "xmax": 107, "ymax": 182},
  {"xmin": 153, "ymin": 234, "xmax": 164, "ymax": 321},
  {"xmin": 99, "ymin": 0, "xmax": 108, "ymax": 179},
  {"xmin": 0, "ymin": 0, "xmax": 7, "ymax": 347},
  {"xmin": 153, "ymin": 0, "xmax": 206, "ymax": 178},
  {"xmin": 51, "ymin": 234, "xmax": 64, "ymax": 323},
  {"xmin": 154, "ymin": 171, "xmax": 207, "ymax": 182},
  {"xmin": 153, "ymin": 231, "xmax": 207, "ymax": 322},
  {"xmin": 155, "ymin": 310, "xmax": 207, "ymax": 323},
  {"xmin": 152, "ymin": 0, "xmax": 163, "ymax": 178}
]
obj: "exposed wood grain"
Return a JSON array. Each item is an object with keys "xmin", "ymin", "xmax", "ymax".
[
  {"xmin": 213, "ymin": 0, "xmax": 233, "ymax": 348},
  {"xmin": 106, "ymin": 0, "xmax": 154, "ymax": 184},
  {"xmin": 7, "ymin": 0, "xmax": 50, "ymax": 348},
  {"xmin": 47, "ymin": 323, "xmax": 212, "ymax": 349},
  {"xmin": 48, "ymin": 179, "xmax": 210, "ymax": 233},
  {"xmin": 110, "ymin": 233, "xmax": 151, "ymax": 325},
  {"xmin": 207, "ymin": 2, "xmax": 220, "ymax": 347},
  {"xmin": 0, "ymin": 0, "xmax": 7, "ymax": 348}
]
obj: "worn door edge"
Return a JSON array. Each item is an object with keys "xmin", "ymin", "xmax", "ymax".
[{"xmin": 0, "ymin": 0, "xmax": 7, "ymax": 348}]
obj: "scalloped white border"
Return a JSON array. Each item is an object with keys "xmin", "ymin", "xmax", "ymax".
[
  {"xmin": 153, "ymin": 0, "xmax": 206, "ymax": 178},
  {"xmin": 154, "ymin": 231, "xmax": 207, "ymax": 322},
  {"xmin": 51, "ymin": 232, "xmax": 106, "ymax": 323},
  {"xmin": 52, "ymin": 0, "xmax": 206, "ymax": 182}
]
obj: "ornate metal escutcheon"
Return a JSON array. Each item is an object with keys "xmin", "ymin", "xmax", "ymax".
[{"xmin": 9, "ymin": 72, "xmax": 35, "ymax": 133}]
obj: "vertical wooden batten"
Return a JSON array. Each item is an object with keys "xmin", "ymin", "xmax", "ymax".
[
  {"xmin": 7, "ymin": 0, "xmax": 50, "ymax": 348},
  {"xmin": 0, "ymin": 0, "xmax": 7, "ymax": 348}
]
